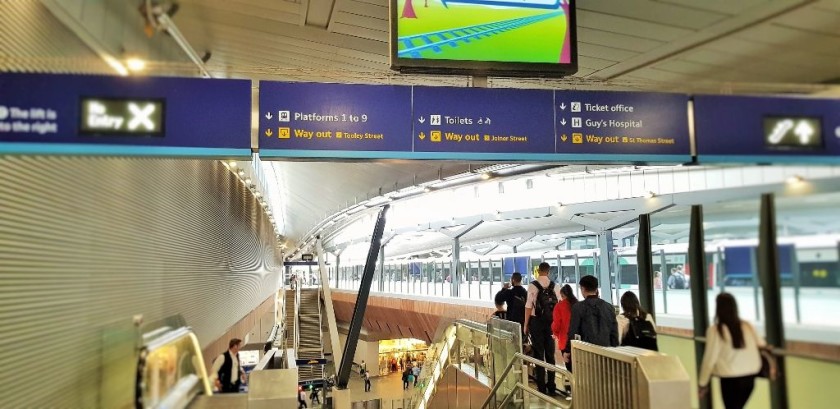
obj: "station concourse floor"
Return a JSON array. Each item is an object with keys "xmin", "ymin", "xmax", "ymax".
[
  {"xmin": 302, "ymin": 371, "xmax": 414, "ymax": 408},
  {"xmin": 306, "ymin": 370, "xmax": 566, "ymax": 409}
]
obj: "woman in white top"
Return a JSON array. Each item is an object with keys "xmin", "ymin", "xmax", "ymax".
[
  {"xmin": 617, "ymin": 291, "xmax": 657, "ymax": 348},
  {"xmin": 698, "ymin": 292, "xmax": 765, "ymax": 409}
]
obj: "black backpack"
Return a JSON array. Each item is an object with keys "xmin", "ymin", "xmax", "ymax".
[
  {"xmin": 673, "ymin": 273, "xmax": 687, "ymax": 289},
  {"xmin": 621, "ymin": 315, "xmax": 658, "ymax": 351},
  {"xmin": 532, "ymin": 281, "xmax": 558, "ymax": 323},
  {"xmin": 506, "ymin": 287, "xmax": 527, "ymax": 324}
]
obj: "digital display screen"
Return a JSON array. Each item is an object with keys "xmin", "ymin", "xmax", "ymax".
[
  {"xmin": 391, "ymin": 0, "xmax": 576, "ymax": 76},
  {"xmin": 79, "ymin": 98, "xmax": 165, "ymax": 136},
  {"xmin": 763, "ymin": 116, "xmax": 823, "ymax": 150}
]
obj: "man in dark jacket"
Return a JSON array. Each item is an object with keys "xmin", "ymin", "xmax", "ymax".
[
  {"xmin": 498, "ymin": 273, "xmax": 528, "ymax": 332},
  {"xmin": 564, "ymin": 275, "xmax": 619, "ymax": 364}
]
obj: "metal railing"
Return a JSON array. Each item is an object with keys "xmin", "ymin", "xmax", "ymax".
[
  {"xmin": 409, "ymin": 318, "xmax": 525, "ymax": 409},
  {"xmin": 294, "ymin": 283, "xmax": 301, "ymax": 355},
  {"xmin": 481, "ymin": 352, "xmax": 573, "ymax": 409}
]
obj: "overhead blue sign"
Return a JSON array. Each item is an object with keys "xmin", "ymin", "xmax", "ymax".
[
  {"xmin": 0, "ymin": 73, "xmax": 251, "ymax": 157},
  {"xmin": 555, "ymin": 91, "xmax": 691, "ymax": 161},
  {"xmin": 258, "ymin": 81, "xmax": 690, "ymax": 163},
  {"xmin": 413, "ymin": 87, "xmax": 556, "ymax": 159},
  {"xmin": 258, "ymin": 82, "xmax": 413, "ymax": 159},
  {"xmin": 694, "ymin": 95, "xmax": 840, "ymax": 163}
]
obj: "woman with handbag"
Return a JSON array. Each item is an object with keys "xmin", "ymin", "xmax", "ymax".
[{"xmin": 698, "ymin": 293, "xmax": 767, "ymax": 409}]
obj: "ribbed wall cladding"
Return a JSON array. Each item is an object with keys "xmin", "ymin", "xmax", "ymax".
[
  {"xmin": 0, "ymin": 1, "xmax": 111, "ymax": 74},
  {"xmin": 0, "ymin": 155, "xmax": 281, "ymax": 408}
]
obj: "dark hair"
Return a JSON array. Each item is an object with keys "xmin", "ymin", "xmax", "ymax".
[
  {"xmin": 715, "ymin": 293, "xmax": 745, "ymax": 349},
  {"xmin": 619, "ymin": 291, "xmax": 647, "ymax": 319},
  {"xmin": 229, "ymin": 338, "xmax": 242, "ymax": 349},
  {"xmin": 579, "ymin": 275, "xmax": 598, "ymax": 292},
  {"xmin": 538, "ymin": 262, "xmax": 550, "ymax": 273},
  {"xmin": 560, "ymin": 284, "xmax": 578, "ymax": 306},
  {"xmin": 511, "ymin": 272, "xmax": 522, "ymax": 283}
]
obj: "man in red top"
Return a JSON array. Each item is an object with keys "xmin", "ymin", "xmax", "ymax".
[{"xmin": 552, "ymin": 284, "xmax": 578, "ymax": 372}]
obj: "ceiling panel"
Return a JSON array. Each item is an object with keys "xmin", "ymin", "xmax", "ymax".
[
  {"xmin": 0, "ymin": 1, "xmax": 111, "ymax": 74},
  {"xmin": 772, "ymin": 4, "xmax": 840, "ymax": 36},
  {"xmin": 576, "ymin": 9, "xmax": 694, "ymax": 42},
  {"xmin": 657, "ymin": 0, "xmax": 771, "ymax": 15},
  {"xmin": 332, "ymin": 11, "xmax": 388, "ymax": 32},
  {"xmin": 576, "ymin": 27, "xmax": 666, "ymax": 53},
  {"xmin": 578, "ymin": 0, "xmax": 728, "ymax": 30}
]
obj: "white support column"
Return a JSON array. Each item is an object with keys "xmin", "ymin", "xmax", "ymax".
[{"xmin": 597, "ymin": 231, "xmax": 615, "ymax": 304}]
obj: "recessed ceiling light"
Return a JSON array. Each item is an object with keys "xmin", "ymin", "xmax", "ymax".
[
  {"xmin": 125, "ymin": 58, "xmax": 146, "ymax": 72},
  {"xmin": 786, "ymin": 175, "xmax": 804, "ymax": 184}
]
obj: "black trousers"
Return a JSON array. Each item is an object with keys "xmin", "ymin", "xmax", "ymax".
[
  {"xmin": 220, "ymin": 380, "xmax": 241, "ymax": 393},
  {"xmin": 529, "ymin": 319, "xmax": 556, "ymax": 393},
  {"xmin": 720, "ymin": 375, "xmax": 755, "ymax": 409},
  {"xmin": 364, "ymin": 379, "xmax": 371, "ymax": 391}
]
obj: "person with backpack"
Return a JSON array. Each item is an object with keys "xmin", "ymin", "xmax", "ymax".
[
  {"xmin": 523, "ymin": 262, "xmax": 561, "ymax": 396},
  {"xmin": 551, "ymin": 284, "xmax": 578, "ymax": 371},
  {"xmin": 501, "ymin": 273, "xmax": 528, "ymax": 333},
  {"xmin": 668, "ymin": 268, "xmax": 688, "ymax": 289},
  {"xmin": 402, "ymin": 367, "xmax": 411, "ymax": 390},
  {"xmin": 563, "ymin": 275, "xmax": 618, "ymax": 359},
  {"xmin": 617, "ymin": 291, "xmax": 658, "ymax": 351}
]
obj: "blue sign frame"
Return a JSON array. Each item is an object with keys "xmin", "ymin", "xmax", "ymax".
[
  {"xmin": 258, "ymin": 81, "xmax": 693, "ymax": 163},
  {"xmin": 694, "ymin": 95, "xmax": 840, "ymax": 164},
  {"xmin": 0, "ymin": 73, "xmax": 252, "ymax": 158}
]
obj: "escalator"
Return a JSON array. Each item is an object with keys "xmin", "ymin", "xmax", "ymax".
[{"xmin": 296, "ymin": 288, "xmax": 325, "ymax": 384}]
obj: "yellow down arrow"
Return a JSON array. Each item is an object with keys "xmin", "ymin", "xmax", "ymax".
[
  {"xmin": 560, "ymin": 134, "xmax": 568, "ymax": 142},
  {"xmin": 265, "ymin": 128, "xmax": 274, "ymax": 137}
]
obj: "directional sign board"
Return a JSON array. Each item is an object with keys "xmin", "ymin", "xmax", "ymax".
[
  {"xmin": 259, "ymin": 82, "xmax": 413, "ymax": 159},
  {"xmin": 413, "ymin": 87, "xmax": 556, "ymax": 159},
  {"xmin": 555, "ymin": 91, "xmax": 691, "ymax": 161},
  {"xmin": 258, "ymin": 80, "xmax": 692, "ymax": 163},
  {"xmin": 694, "ymin": 95, "xmax": 840, "ymax": 163},
  {"xmin": 0, "ymin": 73, "xmax": 251, "ymax": 157}
]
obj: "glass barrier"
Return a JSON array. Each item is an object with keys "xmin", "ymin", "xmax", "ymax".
[
  {"xmin": 137, "ymin": 327, "xmax": 212, "ymax": 408},
  {"xmin": 774, "ymin": 189, "xmax": 840, "ymax": 341},
  {"xmin": 487, "ymin": 318, "xmax": 523, "ymax": 408}
]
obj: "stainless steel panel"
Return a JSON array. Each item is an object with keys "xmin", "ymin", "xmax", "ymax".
[{"xmin": 571, "ymin": 342, "xmax": 690, "ymax": 409}]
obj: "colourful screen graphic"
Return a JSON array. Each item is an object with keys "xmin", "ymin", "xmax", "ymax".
[{"xmin": 393, "ymin": 0, "xmax": 573, "ymax": 65}]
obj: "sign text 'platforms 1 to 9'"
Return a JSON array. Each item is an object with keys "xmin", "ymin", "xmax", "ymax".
[{"xmin": 258, "ymin": 82, "xmax": 412, "ymax": 158}]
